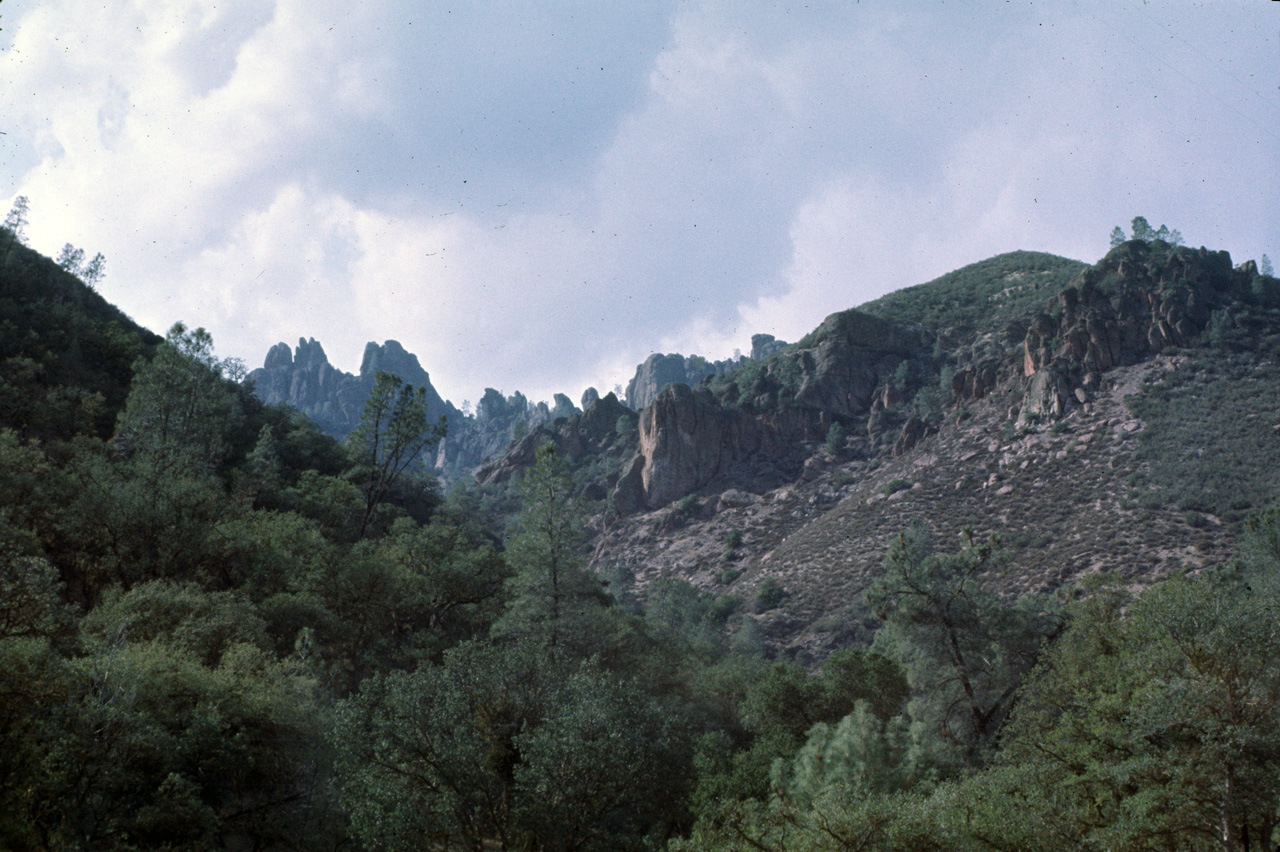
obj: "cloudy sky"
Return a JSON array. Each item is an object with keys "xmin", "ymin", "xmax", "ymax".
[{"xmin": 2, "ymin": 1, "xmax": 1277, "ymax": 406}]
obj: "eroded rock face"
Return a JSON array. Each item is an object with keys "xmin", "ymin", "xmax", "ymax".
[
  {"xmin": 634, "ymin": 384, "xmax": 822, "ymax": 509},
  {"xmin": 248, "ymin": 338, "xmax": 389, "ymax": 436},
  {"xmin": 892, "ymin": 416, "xmax": 929, "ymax": 457},
  {"xmin": 1018, "ymin": 241, "xmax": 1244, "ymax": 423},
  {"xmin": 625, "ymin": 353, "xmax": 732, "ymax": 410},
  {"xmin": 791, "ymin": 310, "xmax": 920, "ymax": 419}
]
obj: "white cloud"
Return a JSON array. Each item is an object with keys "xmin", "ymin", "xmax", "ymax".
[{"xmin": 2, "ymin": 1, "xmax": 1276, "ymax": 408}]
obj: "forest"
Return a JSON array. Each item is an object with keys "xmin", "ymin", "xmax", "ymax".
[{"xmin": 4, "ymin": 218, "xmax": 1280, "ymax": 852}]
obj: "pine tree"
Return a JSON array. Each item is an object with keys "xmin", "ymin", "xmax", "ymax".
[
  {"xmin": 2, "ymin": 196, "xmax": 29, "ymax": 245},
  {"xmin": 491, "ymin": 444, "xmax": 609, "ymax": 654}
]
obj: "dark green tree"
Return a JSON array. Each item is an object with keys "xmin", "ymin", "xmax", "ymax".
[
  {"xmin": 115, "ymin": 322, "xmax": 244, "ymax": 472},
  {"xmin": 333, "ymin": 640, "xmax": 687, "ymax": 852},
  {"xmin": 491, "ymin": 444, "xmax": 609, "ymax": 654},
  {"xmin": 345, "ymin": 371, "xmax": 446, "ymax": 539},
  {"xmin": 865, "ymin": 525, "xmax": 1061, "ymax": 765},
  {"xmin": 1001, "ymin": 565, "xmax": 1280, "ymax": 852},
  {"xmin": 1131, "ymin": 216, "xmax": 1154, "ymax": 243}
]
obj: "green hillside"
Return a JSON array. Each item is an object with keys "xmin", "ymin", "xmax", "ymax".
[
  {"xmin": 859, "ymin": 249, "xmax": 1087, "ymax": 335},
  {"xmin": 0, "ymin": 232, "xmax": 162, "ymax": 440}
]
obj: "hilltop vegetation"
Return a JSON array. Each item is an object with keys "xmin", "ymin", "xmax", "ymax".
[
  {"xmin": 3, "ymin": 208, "xmax": 1280, "ymax": 851},
  {"xmin": 858, "ymin": 249, "xmax": 1088, "ymax": 337}
]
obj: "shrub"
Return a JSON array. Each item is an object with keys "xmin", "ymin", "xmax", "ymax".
[
  {"xmin": 825, "ymin": 422, "xmax": 847, "ymax": 455},
  {"xmin": 719, "ymin": 567, "xmax": 743, "ymax": 585},
  {"xmin": 882, "ymin": 479, "xmax": 911, "ymax": 497},
  {"xmin": 753, "ymin": 577, "xmax": 790, "ymax": 612}
]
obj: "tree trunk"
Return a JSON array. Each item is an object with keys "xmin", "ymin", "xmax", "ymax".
[{"xmin": 1222, "ymin": 762, "xmax": 1237, "ymax": 852}]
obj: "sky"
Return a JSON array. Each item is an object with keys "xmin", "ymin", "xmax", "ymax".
[{"xmin": 1, "ymin": 1, "xmax": 1277, "ymax": 408}]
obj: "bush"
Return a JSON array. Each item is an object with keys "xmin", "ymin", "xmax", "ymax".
[
  {"xmin": 753, "ymin": 577, "xmax": 790, "ymax": 613},
  {"xmin": 719, "ymin": 567, "xmax": 743, "ymax": 585},
  {"xmin": 882, "ymin": 479, "xmax": 911, "ymax": 497},
  {"xmin": 825, "ymin": 422, "xmax": 847, "ymax": 455}
]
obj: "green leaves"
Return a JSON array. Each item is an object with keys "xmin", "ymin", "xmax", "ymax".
[
  {"xmin": 344, "ymin": 371, "xmax": 447, "ymax": 538},
  {"xmin": 333, "ymin": 641, "xmax": 684, "ymax": 852},
  {"xmin": 116, "ymin": 322, "xmax": 245, "ymax": 474},
  {"xmin": 865, "ymin": 525, "xmax": 1061, "ymax": 764}
]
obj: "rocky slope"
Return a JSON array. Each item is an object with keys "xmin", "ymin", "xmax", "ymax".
[{"xmin": 569, "ymin": 241, "xmax": 1280, "ymax": 659}]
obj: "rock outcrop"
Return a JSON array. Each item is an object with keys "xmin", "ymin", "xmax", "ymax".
[
  {"xmin": 248, "ymin": 338, "xmax": 449, "ymax": 437},
  {"xmin": 788, "ymin": 310, "xmax": 921, "ymax": 418},
  {"xmin": 250, "ymin": 338, "xmax": 590, "ymax": 479},
  {"xmin": 625, "ymin": 353, "xmax": 738, "ymax": 410},
  {"xmin": 474, "ymin": 393, "xmax": 632, "ymax": 489},
  {"xmin": 1017, "ymin": 241, "xmax": 1245, "ymax": 424},
  {"xmin": 621, "ymin": 383, "xmax": 826, "ymax": 510},
  {"xmin": 751, "ymin": 333, "xmax": 788, "ymax": 360}
]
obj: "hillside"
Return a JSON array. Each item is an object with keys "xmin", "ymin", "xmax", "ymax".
[
  {"xmin": 570, "ymin": 240, "xmax": 1280, "ymax": 657},
  {"xmin": 0, "ymin": 231, "xmax": 161, "ymax": 440}
]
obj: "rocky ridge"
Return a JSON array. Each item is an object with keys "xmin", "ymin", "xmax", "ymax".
[
  {"xmin": 575, "ymin": 240, "xmax": 1279, "ymax": 658},
  {"xmin": 249, "ymin": 338, "xmax": 457, "ymax": 438}
]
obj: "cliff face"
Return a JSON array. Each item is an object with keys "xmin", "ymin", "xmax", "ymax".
[
  {"xmin": 610, "ymin": 309, "xmax": 919, "ymax": 511},
  {"xmin": 626, "ymin": 384, "xmax": 824, "ymax": 510}
]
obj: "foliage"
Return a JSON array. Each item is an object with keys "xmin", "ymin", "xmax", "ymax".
[
  {"xmin": 753, "ymin": 576, "xmax": 790, "ymax": 612},
  {"xmin": 859, "ymin": 251, "xmax": 1086, "ymax": 336},
  {"xmin": 1, "ymin": 233, "xmax": 159, "ymax": 440},
  {"xmin": 1000, "ymin": 558, "xmax": 1280, "ymax": 851},
  {"xmin": 1116, "ymin": 215, "xmax": 1185, "ymax": 247},
  {"xmin": 333, "ymin": 640, "xmax": 689, "ymax": 852},
  {"xmin": 491, "ymin": 444, "xmax": 612, "ymax": 656},
  {"xmin": 12, "ymin": 228, "xmax": 1280, "ymax": 852},
  {"xmin": 825, "ymin": 421, "xmax": 847, "ymax": 455},
  {"xmin": 116, "ymin": 322, "xmax": 245, "ymax": 474},
  {"xmin": 3, "ymin": 196, "xmax": 30, "ymax": 244},
  {"xmin": 881, "ymin": 478, "xmax": 911, "ymax": 496},
  {"xmin": 344, "ymin": 370, "xmax": 447, "ymax": 538},
  {"xmin": 865, "ymin": 525, "xmax": 1062, "ymax": 764}
]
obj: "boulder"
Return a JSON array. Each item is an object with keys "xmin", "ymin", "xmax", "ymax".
[{"xmin": 892, "ymin": 416, "xmax": 928, "ymax": 457}]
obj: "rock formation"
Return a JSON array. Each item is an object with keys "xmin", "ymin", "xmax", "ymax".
[
  {"xmin": 248, "ymin": 338, "xmax": 404, "ymax": 436},
  {"xmin": 1016, "ymin": 240, "xmax": 1244, "ymax": 424},
  {"xmin": 474, "ymin": 393, "xmax": 632, "ymax": 488},
  {"xmin": 625, "ymin": 353, "xmax": 728, "ymax": 410}
]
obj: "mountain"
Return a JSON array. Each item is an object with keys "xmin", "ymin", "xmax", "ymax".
[
  {"xmin": 242, "ymin": 239, "xmax": 1280, "ymax": 660},
  {"xmin": 469, "ymin": 242, "xmax": 1280, "ymax": 659},
  {"xmin": 247, "ymin": 338, "xmax": 458, "ymax": 437}
]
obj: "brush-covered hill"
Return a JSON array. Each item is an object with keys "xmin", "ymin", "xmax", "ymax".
[{"xmin": 0, "ymin": 231, "xmax": 162, "ymax": 440}]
